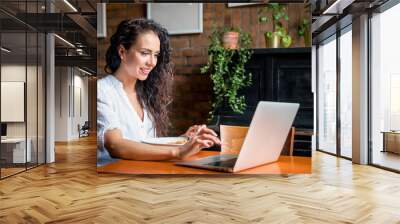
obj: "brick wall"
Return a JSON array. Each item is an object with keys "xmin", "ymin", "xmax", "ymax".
[{"xmin": 97, "ymin": 3, "xmax": 309, "ymax": 136}]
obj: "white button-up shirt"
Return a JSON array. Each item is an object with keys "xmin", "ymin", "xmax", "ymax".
[{"xmin": 97, "ymin": 75, "xmax": 156, "ymax": 166}]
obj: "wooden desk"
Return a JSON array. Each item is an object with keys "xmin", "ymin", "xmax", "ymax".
[
  {"xmin": 1, "ymin": 138, "xmax": 31, "ymax": 163},
  {"xmin": 381, "ymin": 131, "xmax": 400, "ymax": 154},
  {"xmin": 97, "ymin": 151, "xmax": 311, "ymax": 175}
]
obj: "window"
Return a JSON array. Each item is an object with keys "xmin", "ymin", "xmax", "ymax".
[
  {"xmin": 0, "ymin": 0, "xmax": 47, "ymax": 179},
  {"xmin": 339, "ymin": 27, "xmax": 352, "ymax": 158},
  {"xmin": 370, "ymin": 2, "xmax": 400, "ymax": 171},
  {"xmin": 317, "ymin": 35, "xmax": 337, "ymax": 154}
]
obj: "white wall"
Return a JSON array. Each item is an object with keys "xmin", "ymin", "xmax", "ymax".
[
  {"xmin": 1, "ymin": 65, "xmax": 39, "ymax": 137},
  {"xmin": 55, "ymin": 66, "xmax": 69, "ymax": 141},
  {"xmin": 1, "ymin": 65, "xmax": 26, "ymax": 139},
  {"xmin": 1, "ymin": 64, "xmax": 45, "ymax": 163},
  {"xmin": 54, "ymin": 67, "xmax": 89, "ymax": 141},
  {"xmin": 72, "ymin": 73, "xmax": 89, "ymax": 138}
]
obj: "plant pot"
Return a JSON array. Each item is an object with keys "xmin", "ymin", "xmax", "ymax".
[
  {"xmin": 303, "ymin": 30, "xmax": 311, "ymax": 47},
  {"xmin": 222, "ymin": 31, "xmax": 239, "ymax": 49},
  {"xmin": 265, "ymin": 32, "xmax": 280, "ymax": 48},
  {"xmin": 281, "ymin": 35, "xmax": 292, "ymax": 48}
]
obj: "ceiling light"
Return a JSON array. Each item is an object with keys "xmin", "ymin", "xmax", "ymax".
[
  {"xmin": 77, "ymin": 67, "xmax": 93, "ymax": 76},
  {"xmin": 63, "ymin": 0, "xmax": 78, "ymax": 12},
  {"xmin": 54, "ymin": 34, "xmax": 75, "ymax": 48},
  {"xmin": 1, "ymin": 47, "xmax": 11, "ymax": 53}
]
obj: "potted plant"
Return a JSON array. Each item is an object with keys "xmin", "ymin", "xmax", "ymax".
[
  {"xmin": 298, "ymin": 1, "xmax": 311, "ymax": 47},
  {"xmin": 278, "ymin": 26, "xmax": 292, "ymax": 48},
  {"xmin": 298, "ymin": 18, "xmax": 311, "ymax": 46},
  {"xmin": 258, "ymin": 3, "xmax": 292, "ymax": 48},
  {"xmin": 200, "ymin": 27, "xmax": 253, "ymax": 122},
  {"xmin": 222, "ymin": 27, "xmax": 240, "ymax": 49}
]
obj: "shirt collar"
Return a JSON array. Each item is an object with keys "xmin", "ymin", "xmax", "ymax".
[{"xmin": 108, "ymin": 74, "xmax": 124, "ymax": 89}]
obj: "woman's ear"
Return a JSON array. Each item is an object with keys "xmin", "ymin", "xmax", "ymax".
[{"xmin": 118, "ymin": 45, "xmax": 125, "ymax": 61}]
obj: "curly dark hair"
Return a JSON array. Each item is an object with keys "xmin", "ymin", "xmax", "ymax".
[{"xmin": 105, "ymin": 18, "xmax": 173, "ymax": 136}]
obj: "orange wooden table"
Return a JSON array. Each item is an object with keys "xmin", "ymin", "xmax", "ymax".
[{"xmin": 97, "ymin": 151, "xmax": 311, "ymax": 175}]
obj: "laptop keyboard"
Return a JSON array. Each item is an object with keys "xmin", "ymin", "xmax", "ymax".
[{"xmin": 206, "ymin": 158, "xmax": 237, "ymax": 168}]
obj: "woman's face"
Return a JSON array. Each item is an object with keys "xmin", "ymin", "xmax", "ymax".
[{"xmin": 119, "ymin": 31, "xmax": 160, "ymax": 81}]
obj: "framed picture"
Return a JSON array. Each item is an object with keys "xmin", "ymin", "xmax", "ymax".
[
  {"xmin": 147, "ymin": 3, "xmax": 203, "ymax": 35},
  {"xmin": 227, "ymin": 3, "xmax": 261, "ymax": 7}
]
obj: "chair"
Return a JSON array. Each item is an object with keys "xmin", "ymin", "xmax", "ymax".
[
  {"xmin": 220, "ymin": 125, "xmax": 249, "ymax": 154},
  {"xmin": 78, "ymin": 121, "xmax": 90, "ymax": 138},
  {"xmin": 281, "ymin": 127, "xmax": 295, "ymax": 156},
  {"xmin": 219, "ymin": 125, "xmax": 295, "ymax": 156}
]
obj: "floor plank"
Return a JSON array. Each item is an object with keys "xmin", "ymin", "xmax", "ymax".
[{"xmin": 0, "ymin": 136, "xmax": 399, "ymax": 223}]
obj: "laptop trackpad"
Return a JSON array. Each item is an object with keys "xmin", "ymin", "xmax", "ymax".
[
  {"xmin": 175, "ymin": 154, "xmax": 238, "ymax": 172},
  {"xmin": 198, "ymin": 154, "xmax": 238, "ymax": 167},
  {"xmin": 206, "ymin": 158, "xmax": 237, "ymax": 167}
]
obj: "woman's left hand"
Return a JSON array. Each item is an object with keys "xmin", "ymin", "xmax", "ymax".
[{"xmin": 183, "ymin": 125, "xmax": 200, "ymax": 138}]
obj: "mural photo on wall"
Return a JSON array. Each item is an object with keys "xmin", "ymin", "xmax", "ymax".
[{"xmin": 96, "ymin": 3, "xmax": 312, "ymax": 175}]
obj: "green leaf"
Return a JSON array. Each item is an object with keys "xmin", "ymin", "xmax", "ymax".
[
  {"xmin": 282, "ymin": 35, "xmax": 292, "ymax": 48},
  {"xmin": 265, "ymin": 31, "xmax": 273, "ymax": 39}
]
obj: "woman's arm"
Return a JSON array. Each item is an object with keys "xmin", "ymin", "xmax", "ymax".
[
  {"xmin": 104, "ymin": 127, "xmax": 220, "ymax": 161},
  {"xmin": 104, "ymin": 129, "xmax": 176, "ymax": 160}
]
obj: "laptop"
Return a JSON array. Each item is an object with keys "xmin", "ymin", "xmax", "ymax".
[{"xmin": 175, "ymin": 101, "xmax": 299, "ymax": 173}]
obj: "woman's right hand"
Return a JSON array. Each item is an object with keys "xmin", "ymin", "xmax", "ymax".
[{"xmin": 172, "ymin": 127, "xmax": 220, "ymax": 159}]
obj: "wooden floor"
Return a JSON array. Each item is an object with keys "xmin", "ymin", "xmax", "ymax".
[
  {"xmin": 1, "ymin": 167, "xmax": 25, "ymax": 178},
  {"xmin": 372, "ymin": 150, "xmax": 400, "ymax": 171},
  {"xmin": 1, "ymin": 136, "xmax": 400, "ymax": 223}
]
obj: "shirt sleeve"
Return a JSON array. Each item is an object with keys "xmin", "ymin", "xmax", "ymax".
[{"xmin": 97, "ymin": 84, "xmax": 121, "ymax": 150}]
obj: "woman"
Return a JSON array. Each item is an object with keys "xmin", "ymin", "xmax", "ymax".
[{"xmin": 97, "ymin": 18, "xmax": 220, "ymax": 165}]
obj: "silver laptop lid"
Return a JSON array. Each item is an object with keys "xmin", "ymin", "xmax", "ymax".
[{"xmin": 233, "ymin": 101, "xmax": 299, "ymax": 172}]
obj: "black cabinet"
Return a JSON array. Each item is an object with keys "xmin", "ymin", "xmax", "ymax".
[
  {"xmin": 215, "ymin": 48, "xmax": 313, "ymax": 155},
  {"xmin": 218, "ymin": 48, "xmax": 312, "ymax": 128}
]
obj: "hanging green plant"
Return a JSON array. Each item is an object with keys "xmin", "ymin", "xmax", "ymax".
[{"xmin": 200, "ymin": 26, "xmax": 253, "ymax": 121}]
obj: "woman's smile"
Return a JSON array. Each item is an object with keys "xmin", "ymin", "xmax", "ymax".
[{"xmin": 140, "ymin": 67, "xmax": 152, "ymax": 76}]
